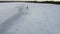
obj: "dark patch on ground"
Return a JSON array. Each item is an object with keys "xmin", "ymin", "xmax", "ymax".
[{"xmin": 0, "ymin": 1, "xmax": 60, "ymax": 5}]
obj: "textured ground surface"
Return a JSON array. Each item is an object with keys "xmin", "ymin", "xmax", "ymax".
[{"xmin": 0, "ymin": 2, "xmax": 60, "ymax": 34}]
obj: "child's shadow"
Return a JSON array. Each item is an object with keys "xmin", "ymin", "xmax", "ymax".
[{"xmin": 0, "ymin": 6, "xmax": 28, "ymax": 34}]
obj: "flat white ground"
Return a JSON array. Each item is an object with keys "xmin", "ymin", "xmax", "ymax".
[{"xmin": 0, "ymin": 2, "xmax": 60, "ymax": 34}]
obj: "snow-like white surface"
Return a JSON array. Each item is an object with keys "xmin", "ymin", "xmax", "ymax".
[{"xmin": 0, "ymin": 2, "xmax": 60, "ymax": 34}]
